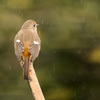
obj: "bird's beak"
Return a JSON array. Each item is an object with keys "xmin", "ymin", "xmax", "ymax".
[{"xmin": 36, "ymin": 24, "xmax": 39, "ymax": 26}]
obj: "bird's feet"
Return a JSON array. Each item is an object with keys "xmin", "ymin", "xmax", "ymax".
[{"xmin": 20, "ymin": 60, "xmax": 24, "ymax": 70}]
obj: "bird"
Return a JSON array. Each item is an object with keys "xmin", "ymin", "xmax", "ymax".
[{"xmin": 14, "ymin": 20, "xmax": 41, "ymax": 80}]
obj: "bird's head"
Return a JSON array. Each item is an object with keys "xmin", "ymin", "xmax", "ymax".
[{"xmin": 21, "ymin": 20, "xmax": 39, "ymax": 31}]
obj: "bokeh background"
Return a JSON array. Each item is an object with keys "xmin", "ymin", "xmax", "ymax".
[{"xmin": 0, "ymin": 0, "xmax": 100, "ymax": 100}]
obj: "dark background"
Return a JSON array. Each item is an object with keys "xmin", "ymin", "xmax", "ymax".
[{"xmin": 0, "ymin": 0, "xmax": 100, "ymax": 100}]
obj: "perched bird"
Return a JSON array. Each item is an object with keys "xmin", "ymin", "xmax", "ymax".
[{"xmin": 14, "ymin": 20, "xmax": 40, "ymax": 80}]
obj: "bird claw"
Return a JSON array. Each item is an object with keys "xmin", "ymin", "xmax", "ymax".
[
  {"xmin": 28, "ymin": 76, "xmax": 32, "ymax": 82},
  {"xmin": 20, "ymin": 60, "xmax": 24, "ymax": 70}
]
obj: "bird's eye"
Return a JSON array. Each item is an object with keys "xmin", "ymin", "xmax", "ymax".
[{"xmin": 33, "ymin": 25, "xmax": 35, "ymax": 27}]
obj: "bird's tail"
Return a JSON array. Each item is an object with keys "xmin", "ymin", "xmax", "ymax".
[{"xmin": 24, "ymin": 57, "xmax": 30, "ymax": 80}]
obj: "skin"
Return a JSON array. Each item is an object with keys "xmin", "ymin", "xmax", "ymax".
[{"xmin": 14, "ymin": 20, "xmax": 41, "ymax": 80}]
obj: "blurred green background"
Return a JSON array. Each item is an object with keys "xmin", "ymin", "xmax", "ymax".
[{"xmin": 0, "ymin": 0, "xmax": 100, "ymax": 100}]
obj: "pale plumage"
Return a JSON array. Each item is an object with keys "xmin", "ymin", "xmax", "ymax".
[{"xmin": 14, "ymin": 20, "xmax": 41, "ymax": 80}]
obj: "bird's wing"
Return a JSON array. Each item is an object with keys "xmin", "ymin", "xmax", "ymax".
[
  {"xmin": 28, "ymin": 35, "xmax": 41, "ymax": 62},
  {"xmin": 14, "ymin": 35, "xmax": 25, "ymax": 61}
]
